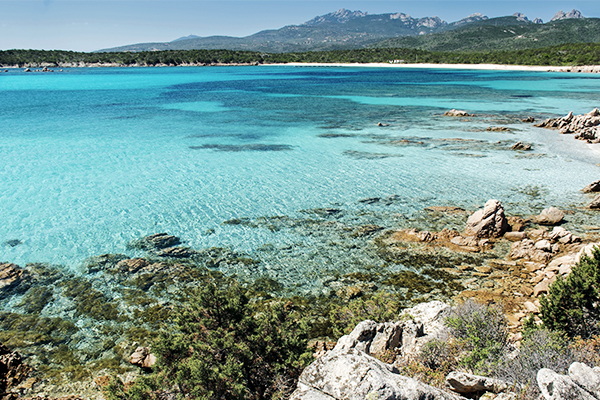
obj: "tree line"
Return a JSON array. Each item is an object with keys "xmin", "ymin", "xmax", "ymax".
[{"xmin": 1, "ymin": 42, "xmax": 600, "ymax": 67}]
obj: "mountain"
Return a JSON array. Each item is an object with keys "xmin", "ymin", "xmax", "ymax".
[
  {"xmin": 372, "ymin": 15, "xmax": 600, "ymax": 52},
  {"xmin": 97, "ymin": 8, "xmax": 597, "ymax": 54},
  {"xmin": 98, "ymin": 8, "xmax": 454, "ymax": 53},
  {"xmin": 551, "ymin": 9, "xmax": 585, "ymax": 21}
]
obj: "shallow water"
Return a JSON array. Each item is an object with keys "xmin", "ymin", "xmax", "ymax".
[{"xmin": 1, "ymin": 66, "xmax": 599, "ymax": 273}]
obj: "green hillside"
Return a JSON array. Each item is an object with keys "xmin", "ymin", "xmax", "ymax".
[{"xmin": 374, "ymin": 17, "xmax": 600, "ymax": 52}]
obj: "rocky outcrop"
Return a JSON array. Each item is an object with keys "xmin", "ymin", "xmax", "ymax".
[
  {"xmin": 333, "ymin": 301, "xmax": 451, "ymax": 358},
  {"xmin": 486, "ymin": 126, "xmax": 510, "ymax": 132},
  {"xmin": 289, "ymin": 348, "xmax": 466, "ymax": 400},
  {"xmin": 583, "ymin": 180, "xmax": 600, "ymax": 193},
  {"xmin": 535, "ymin": 109, "xmax": 600, "ymax": 143},
  {"xmin": 533, "ymin": 207, "xmax": 564, "ymax": 225},
  {"xmin": 445, "ymin": 371, "xmax": 508, "ymax": 394},
  {"xmin": 464, "ymin": 200, "xmax": 509, "ymax": 239},
  {"xmin": 0, "ymin": 343, "xmax": 32, "ymax": 399},
  {"xmin": 444, "ymin": 109, "xmax": 473, "ymax": 117},
  {"xmin": 550, "ymin": 9, "xmax": 585, "ymax": 21},
  {"xmin": 129, "ymin": 346, "xmax": 156, "ymax": 369},
  {"xmin": 590, "ymin": 194, "xmax": 600, "ymax": 209}
]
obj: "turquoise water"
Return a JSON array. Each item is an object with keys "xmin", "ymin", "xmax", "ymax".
[{"xmin": 1, "ymin": 66, "xmax": 600, "ymax": 270}]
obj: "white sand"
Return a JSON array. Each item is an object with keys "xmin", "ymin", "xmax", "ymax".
[{"xmin": 267, "ymin": 62, "xmax": 580, "ymax": 72}]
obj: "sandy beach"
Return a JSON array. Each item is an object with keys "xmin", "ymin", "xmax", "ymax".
[{"xmin": 271, "ymin": 62, "xmax": 600, "ymax": 73}]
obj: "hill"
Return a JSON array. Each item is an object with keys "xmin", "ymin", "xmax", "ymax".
[{"xmin": 374, "ymin": 16, "xmax": 600, "ymax": 52}]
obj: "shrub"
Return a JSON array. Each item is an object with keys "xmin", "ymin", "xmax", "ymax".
[
  {"xmin": 105, "ymin": 278, "xmax": 312, "ymax": 400},
  {"xmin": 539, "ymin": 246, "xmax": 600, "ymax": 339},
  {"xmin": 494, "ymin": 329, "xmax": 576, "ymax": 398},
  {"xmin": 445, "ymin": 300, "xmax": 509, "ymax": 374}
]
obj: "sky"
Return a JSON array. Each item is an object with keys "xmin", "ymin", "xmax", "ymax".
[{"xmin": 1, "ymin": 0, "xmax": 599, "ymax": 52}]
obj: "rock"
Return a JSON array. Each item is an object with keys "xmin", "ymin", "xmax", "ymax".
[
  {"xmin": 522, "ymin": 116, "xmax": 535, "ymax": 123},
  {"xmin": 445, "ymin": 371, "xmax": 508, "ymax": 394},
  {"xmin": 333, "ymin": 301, "xmax": 451, "ymax": 359},
  {"xmin": 568, "ymin": 362, "xmax": 600, "ymax": 397},
  {"xmin": 157, "ymin": 246, "xmax": 196, "ymax": 258},
  {"xmin": 465, "ymin": 200, "xmax": 509, "ymax": 239},
  {"xmin": 576, "ymin": 243, "xmax": 600, "ymax": 263},
  {"xmin": 0, "ymin": 343, "xmax": 32, "ymax": 396},
  {"xmin": 534, "ymin": 207, "xmax": 564, "ymax": 225},
  {"xmin": 289, "ymin": 348, "xmax": 466, "ymax": 400},
  {"xmin": 130, "ymin": 233, "xmax": 182, "ymax": 251},
  {"xmin": 537, "ymin": 367, "xmax": 596, "ymax": 400},
  {"xmin": 351, "ymin": 225, "xmax": 384, "ymax": 237},
  {"xmin": 3, "ymin": 239, "xmax": 22, "ymax": 247},
  {"xmin": 590, "ymin": 194, "xmax": 600, "ymax": 209},
  {"xmin": 358, "ymin": 197, "xmax": 380, "ymax": 204},
  {"xmin": 129, "ymin": 346, "xmax": 156, "ymax": 369},
  {"xmin": 534, "ymin": 240, "xmax": 552, "ymax": 252},
  {"xmin": 444, "ymin": 109, "xmax": 473, "ymax": 117},
  {"xmin": 509, "ymin": 239, "xmax": 552, "ymax": 262},
  {"xmin": 511, "ymin": 141, "xmax": 532, "ymax": 151},
  {"xmin": 487, "ymin": 126, "xmax": 510, "ymax": 132},
  {"xmin": 115, "ymin": 258, "xmax": 150, "ymax": 273},
  {"xmin": 333, "ymin": 320, "xmax": 401, "ymax": 355},
  {"xmin": 424, "ymin": 206, "xmax": 466, "ymax": 214},
  {"xmin": 533, "ymin": 277, "xmax": 556, "ymax": 297},
  {"xmin": 0, "ymin": 263, "xmax": 29, "ymax": 294},
  {"xmin": 504, "ymin": 232, "xmax": 527, "ymax": 241},
  {"xmin": 582, "ymin": 180, "xmax": 600, "ymax": 193},
  {"xmin": 536, "ymin": 109, "xmax": 600, "ymax": 143}
]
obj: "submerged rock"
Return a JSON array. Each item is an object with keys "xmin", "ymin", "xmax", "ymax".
[
  {"xmin": 129, "ymin": 233, "xmax": 182, "ymax": 251},
  {"xmin": 487, "ymin": 126, "xmax": 511, "ymax": 132},
  {"xmin": 444, "ymin": 109, "xmax": 473, "ymax": 117},
  {"xmin": 3, "ymin": 239, "xmax": 22, "ymax": 247},
  {"xmin": 0, "ymin": 343, "xmax": 32, "ymax": 397},
  {"xmin": 464, "ymin": 199, "xmax": 509, "ymax": 239}
]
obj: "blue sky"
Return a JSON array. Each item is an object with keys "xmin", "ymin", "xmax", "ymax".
[{"xmin": 1, "ymin": 0, "xmax": 599, "ymax": 52}]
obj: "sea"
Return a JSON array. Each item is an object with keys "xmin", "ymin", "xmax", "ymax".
[{"xmin": 1, "ymin": 65, "xmax": 600, "ymax": 281}]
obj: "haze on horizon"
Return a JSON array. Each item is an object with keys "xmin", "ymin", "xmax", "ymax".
[{"xmin": 1, "ymin": 0, "xmax": 600, "ymax": 52}]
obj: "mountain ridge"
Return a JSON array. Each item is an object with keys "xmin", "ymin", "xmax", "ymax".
[{"xmin": 97, "ymin": 8, "xmax": 592, "ymax": 53}]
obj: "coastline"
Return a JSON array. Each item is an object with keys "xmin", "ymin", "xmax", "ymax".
[{"xmin": 3, "ymin": 61, "xmax": 600, "ymax": 73}]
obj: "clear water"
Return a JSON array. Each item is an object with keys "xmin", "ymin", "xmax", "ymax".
[{"xmin": 1, "ymin": 66, "xmax": 599, "ymax": 270}]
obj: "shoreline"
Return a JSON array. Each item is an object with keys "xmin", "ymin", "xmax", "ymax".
[{"xmin": 2, "ymin": 62, "xmax": 600, "ymax": 73}]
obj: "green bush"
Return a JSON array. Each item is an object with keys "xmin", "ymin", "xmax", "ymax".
[
  {"xmin": 106, "ymin": 279, "xmax": 312, "ymax": 400},
  {"xmin": 540, "ymin": 246, "xmax": 600, "ymax": 339},
  {"xmin": 445, "ymin": 300, "xmax": 509, "ymax": 375}
]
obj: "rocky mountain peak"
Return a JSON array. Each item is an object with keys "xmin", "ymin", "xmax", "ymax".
[
  {"xmin": 533, "ymin": 17, "xmax": 544, "ymax": 24},
  {"xmin": 512, "ymin": 12, "xmax": 529, "ymax": 22},
  {"xmin": 550, "ymin": 9, "xmax": 585, "ymax": 21},
  {"xmin": 417, "ymin": 16, "xmax": 447, "ymax": 28},
  {"xmin": 452, "ymin": 13, "xmax": 489, "ymax": 27},
  {"xmin": 303, "ymin": 8, "xmax": 368, "ymax": 25}
]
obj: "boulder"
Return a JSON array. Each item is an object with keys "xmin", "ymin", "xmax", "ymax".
[
  {"xmin": 129, "ymin": 346, "xmax": 156, "ymax": 369},
  {"xmin": 465, "ymin": 200, "xmax": 509, "ymax": 239},
  {"xmin": 445, "ymin": 371, "xmax": 508, "ymax": 394},
  {"xmin": 534, "ymin": 240, "xmax": 552, "ymax": 252},
  {"xmin": 504, "ymin": 232, "xmax": 527, "ymax": 242},
  {"xmin": 509, "ymin": 239, "xmax": 552, "ymax": 262},
  {"xmin": 289, "ymin": 348, "xmax": 467, "ymax": 400},
  {"xmin": 444, "ymin": 109, "xmax": 473, "ymax": 117},
  {"xmin": 487, "ymin": 126, "xmax": 510, "ymax": 132},
  {"xmin": 582, "ymin": 180, "xmax": 600, "ymax": 193},
  {"xmin": 511, "ymin": 141, "xmax": 532, "ymax": 151},
  {"xmin": 537, "ymin": 368, "xmax": 597, "ymax": 400},
  {"xmin": 576, "ymin": 243, "xmax": 600, "ymax": 263},
  {"xmin": 534, "ymin": 207, "xmax": 564, "ymax": 225},
  {"xmin": 590, "ymin": 194, "xmax": 600, "ymax": 209},
  {"xmin": 568, "ymin": 362, "xmax": 600, "ymax": 397}
]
